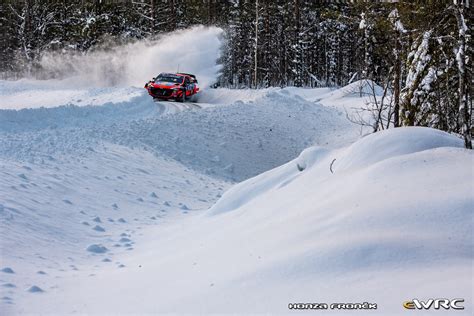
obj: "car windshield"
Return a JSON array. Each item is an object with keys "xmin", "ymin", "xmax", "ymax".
[{"xmin": 155, "ymin": 75, "xmax": 183, "ymax": 84}]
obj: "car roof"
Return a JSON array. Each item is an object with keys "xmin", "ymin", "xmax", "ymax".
[
  {"xmin": 158, "ymin": 73, "xmax": 185, "ymax": 78},
  {"xmin": 157, "ymin": 73, "xmax": 196, "ymax": 79},
  {"xmin": 177, "ymin": 73, "xmax": 196, "ymax": 79}
]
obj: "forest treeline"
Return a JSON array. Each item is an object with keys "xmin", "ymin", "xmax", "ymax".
[{"xmin": 0, "ymin": 0, "xmax": 471, "ymax": 147}]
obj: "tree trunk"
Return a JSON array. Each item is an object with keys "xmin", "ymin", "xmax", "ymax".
[
  {"xmin": 150, "ymin": 0, "xmax": 155, "ymax": 34},
  {"xmin": 254, "ymin": 0, "xmax": 258, "ymax": 88},
  {"xmin": 453, "ymin": 4, "xmax": 472, "ymax": 148},
  {"xmin": 294, "ymin": 0, "xmax": 300, "ymax": 86},
  {"xmin": 393, "ymin": 31, "xmax": 401, "ymax": 127}
]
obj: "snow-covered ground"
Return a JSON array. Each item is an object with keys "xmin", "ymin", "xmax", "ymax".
[
  {"xmin": 1, "ymin": 79, "xmax": 471, "ymax": 315},
  {"xmin": 0, "ymin": 28, "xmax": 472, "ymax": 314}
]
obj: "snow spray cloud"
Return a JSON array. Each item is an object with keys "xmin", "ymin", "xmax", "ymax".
[{"xmin": 38, "ymin": 26, "xmax": 223, "ymax": 88}]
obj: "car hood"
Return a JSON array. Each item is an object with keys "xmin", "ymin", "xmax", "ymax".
[{"xmin": 151, "ymin": 82, "xmax": 182, "ymax": 89}]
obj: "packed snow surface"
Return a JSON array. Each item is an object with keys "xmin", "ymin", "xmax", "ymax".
[{"xmin": 1, "ymin": 75, "xmax": 472, "ymax": 314}]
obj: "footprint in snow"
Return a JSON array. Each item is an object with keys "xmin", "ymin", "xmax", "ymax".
[
  {"xmin": 27, "ymin": 285, "xmax": 44, "ymax": 293},
  {"xmin": 119, "ymin": 237, "xmax": 131, "ymax": 243},
  {"xmin": 93, "ymin": 225, "xmax": 105, "ymax": 232},
  {"xmin": 150, "ymin": 192, "xmax": 158, "ymax": 198},
  {"xmin": 136, "ymin": 198, "xmax": 144, "ymax": 202},
  {"xmin": 117, "ymin": 218, "xmax": 126, "ymax": 223},
  {"xmin": 1, "ymin": 268, "xmax": 14, "ymax": 274},
  {"xmin": 63, "ymin": 199, "xmax": 73, "ymax": 205},
  {"xmin": 102, "ymin": 258, "xmax": 112, "ymax": 262},
  {"xmin": 92, "ymin": 216, "xmax": 101, "ymax": 223},
  {"xmin": 86, "ymin": 244, "xmax": 108, "ymax": 254},
  {"xmin": 180, "ymin": 204, "xmax": 190, "ymax": 210},
  {"xmin": 163, "ymin": 201, "xmax": 171, "ymax": 207},
  {"xmin": 17, "ymin": 174, "xmax": 28, "ymax": 180},
  {"xmin": 36, "ymin": 271, "xmax": 47, "ymax": 275},
  {"xmin": 2, "ymin": 283, "xmax": 16, "ymax": 288},
  {"xmin": 82, "ymin": 221, "xmax": 90, "ymax": 226},
  {"xmin": 112, "ymin": 203, "xmax": 119, "ymax": 210}
]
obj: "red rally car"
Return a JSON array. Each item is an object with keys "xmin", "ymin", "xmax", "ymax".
[{"xmin": 145, "ymin": 73, "xmax": 199, "ymax": 102}]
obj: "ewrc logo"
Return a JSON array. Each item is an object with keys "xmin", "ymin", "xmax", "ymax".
[{"xmin": 403, "ymin": 299, "xmax": 464, "ymax": 310}]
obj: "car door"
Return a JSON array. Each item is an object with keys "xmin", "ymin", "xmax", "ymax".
[{"xmin": 184, "ymin": 77, "xmax": 194, "ymax": 95}]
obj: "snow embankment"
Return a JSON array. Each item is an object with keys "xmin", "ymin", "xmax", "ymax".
[
  {"xmin": 210, "ymin": 127, "xmax": 466, "ymax": 215},
  {"xmin": 20, "ymin": 127, "xmax": 472, "ymax": 314},
  {"xmin": 0, "ymin": 87, "xmax": 358, "ymax": 181},
  {"xmin": 0, "ymin": 80, "xmax": 145, "ymax": 110},
  {"xmin": 317, "ymin": 79, "xmax": 386, "ymax": 114},
  {"xmin": 201, "ymin": 127, "xmax": 472, "ymax": 312}
]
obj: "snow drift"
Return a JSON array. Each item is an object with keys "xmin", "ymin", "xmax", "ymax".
[{"xmin": 16, "ymin": 127, "xmax": 472, "ymax": 314}]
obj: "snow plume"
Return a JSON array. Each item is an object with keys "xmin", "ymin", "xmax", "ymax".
[{"xmin": 37, "ymin": 26, "xmax": 223, "ymax": 88}]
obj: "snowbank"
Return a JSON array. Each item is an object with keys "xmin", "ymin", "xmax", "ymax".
[
  {"xmin": 318, "ymin": 79, "xmax": 384, "ymax": 101},
  {"xmin": 333, "ymin": 126, "xmax": 464, "ymax": 172},
  {"xmin": 210, "ymin": 127, "xmax": 465, "ymax": 214},
  {"xmin": 0, "ymin": 87, "xmax": 357, "ymax": 181},
  {"xmin": 17, "ymin": 127, "xmax": 471, "ymax": 314},
  {"xmin": 0, "ymin": 80, "xmax": 144, "ymax": 110},
  {"xmin": 207, "ymin": 146, "xmax": 330, "ymax": 215},
  {"xmin": 317, "ymin": 80, "xmax": 387, "ymax": 120}
]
